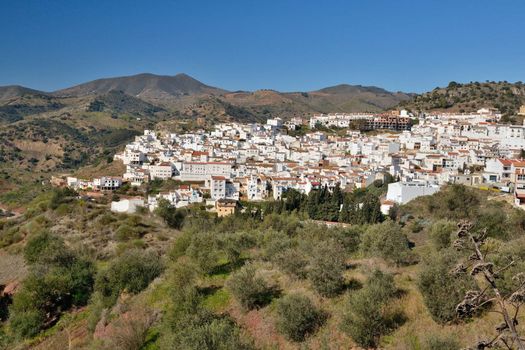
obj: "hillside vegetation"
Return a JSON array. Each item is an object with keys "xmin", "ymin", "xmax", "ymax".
[
  {"xmin": 0, "ymin": 184, "xmax": 523, "ymax": 349},
  {"xmin": 399, "ymin": 81, "xmax": 525, "ymax": 117}
]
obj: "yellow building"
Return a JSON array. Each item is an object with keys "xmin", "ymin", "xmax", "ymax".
[
  {"xmin": 216, "ymin": 199, "xmax": 238, "ymax": 217},
  {"xmin": 519, "ymin": 105, "xmax": 525, "ymax": 116}
]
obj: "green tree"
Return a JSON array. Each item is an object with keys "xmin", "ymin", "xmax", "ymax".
[
  {"xmin": 10, "ymin": 232, "xmax": 95, "ymax": 338},
  {"xmin": 360, "ymin": 221, "xmax": 414, "ymax": 266},
  {"xmin": 340, "ymin": 270, "xmax": 401, "ymax": 348},
  {"xmin": 308, "ymin": 240, "xmax": 346, "ymax": 297},
  {"xmin": 274, "ymin": 248, "xmax": 308, "ymax": 279},
  {"xmin": 155, "ymin": 198, "xmax": 186, "ymax": 229},
  {"xmin": 226, "ymin": 264, "xmax": 276, "ymax": 310},
  {"xmin": 358, "ymin": 193, "xmax": 383, "ymax": 224},
  {"xmin": 432, "ymin": 184, "xmax": 479, "ymax": 219},
  {"xmin": 95, "ymin": 249, "xmax": 164, "ymax": 306},
  {"xmin": 418, "ymin": 249, "xmax": 475, "ymax": 324},
  {"xmin": 326, "ymin": 184, "xmax": 343, "ymax": 222},
  {"xmin": 24, "ymin": 231, "xmax": 74, "ymax": 266},
  {"xmin": 186, "ymin": 231, "xmax": 219, "ymax": 273},
  {"xmin": 275, "ymin": 293, "xmax": 325, "ymax": 342},
  {"xmin": 306, "ymin": 190, "xmax": 321, "ymax": 220},
  {"xmin": 429, "ymin": 219, "xmax": 455, "ymax": 250},
  {"xmin": 164, "ymin": 310, "xmax": 253, "ymax": 350}
]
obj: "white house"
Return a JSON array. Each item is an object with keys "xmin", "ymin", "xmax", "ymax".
[
  {"xmin": 247, "ymin": 175, "xmax": 266, "ymax": 201},
  {"xmin": 149, "ymin": 162, "xmax": 175, "ymax": 180},
  {"xmin": 483, "ymin": 158, "xmax": 513, "ymax": 183},
  {"xmin": 386, "ymin": 181, "xmax": 441, "ymax": 204},
  {"xmin": 110, "ymin": 198, "xmax": 144, "ymax": 214},
  {"xmin": 180, "ymin": 161, "xmax": 232, "ymax": 181},
  {"xmin": 210, "ymin": 176, "xmax": 226, "ymax": 200},
  {"xmin": 93, "ymin": 177, "xmax": 122, "ymax": 191}
]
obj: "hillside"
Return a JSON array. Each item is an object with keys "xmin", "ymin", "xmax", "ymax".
[
  {"xmin": 0, "ymin": 92, "xmax": 165, "ymax": 180},
  {"xmin": 0, "ymin": 88, "xmax": 64, "ymax": 124},
  {"xmin": 399, "ymin": 81, "xmax": 525, "ymax": 116},
  {"xmin": 0, "ymin": 184, "xmax": 523, "ymax": 349},
  {"xmin": 0, "ymin": 85, "xmax": 49, "ymax": 102},
  {"xmin": 85, "ymin": 90, "xmax": 166, "ymax": 116},
  {"xmin": 184, "ymin": 84, "xmax": 412, "ymax": 121}
]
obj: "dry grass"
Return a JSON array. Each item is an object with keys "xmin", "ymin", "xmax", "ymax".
[
  {"xmin": 0, "ymin": 250, "xmax": 27, "ymax": 285},
  {"xmin": 72, "ymin": 159, "xmax": 126, "ymax": 179}
]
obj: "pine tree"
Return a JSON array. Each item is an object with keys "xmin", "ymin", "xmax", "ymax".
[
  {"xmin": 361, "ymin": 193, "xmax": 383, "ymax": 224},
  {"xmin": 307, "ymin": 190, "xmax": 321, "ymax": 220}
]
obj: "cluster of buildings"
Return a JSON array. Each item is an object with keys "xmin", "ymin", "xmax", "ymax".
[
  {"xmin": 309, "ymin": 110, "xmax": 413, "ymax": 131},
  {"xmin": 63, "ymin": 105, "xmax": 525, "ymax": 215},
  {"xmin": 66, "ymin": 176, "xmax": 122, "ymax": 191}
]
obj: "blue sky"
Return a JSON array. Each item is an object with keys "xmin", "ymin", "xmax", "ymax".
[{"xmin": 1, "ymin": 0, "xmax": 524, "ymax": 93}]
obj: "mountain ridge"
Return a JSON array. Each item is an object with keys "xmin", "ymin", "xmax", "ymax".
[
  {"xmin": 0, "ymin": 73, "xmax": 412, "ymax": 122},
  {"xmin": 53, "ymin": 73, "xmax": 228, "ymax": 98},
  {"xmin": 0, "ymin": 73, "xmax": 411, "ymax": 104}
]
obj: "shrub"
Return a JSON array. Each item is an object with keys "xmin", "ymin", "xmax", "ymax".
[
  {"xmin": 164, "ymin": 310, "xmax": 252, "ymax": 350},
  {"xmin": 9, "ymin": 308, "xmax": 44, "ymax": 339},
  {"xmin": 418, "ymin": 250, "xmax": 475, "ymax": 324},
  {"xmin": 108, "ymin": 307, "xmax": 156, "ymax": 350},
  {"xmin": 226, "ymin": 264, "xmax": 275, "ymax": 310},
  {"xmin": 10, "ymin": 232, "xmax": 95, "ymax": 338},
  {"xmin": 275, "ymin": 293, "xmax": 324, "ymax": 342},
  {"xmin": 24, "ymin": 231, "xmax": 74, "ymax": 266},
  {"xmin": 97, "ymin": 212, "xmax": 116, "ymax": 227},
  {"xmin": 155, "ymin": 198, "xmax": 186, "ymax": 229},
  {"xmin": 274, "ymin": 248, "xmax": 308, "ymax": 279},
  {"xmin": 169, "ymin": 231, "xmax": 192, "ymax": 261},
  {"xmin": 408, "ymin": 219, "xmax": 424, "ymax": 233},
  {"xmin": 96, "ymin": 249, "xmax": 164, "ymax": 305},
  {"xmin": 9, "ymin": 260, "xmax": 94, "ymax": 338},
  {"xmin": 261, "ymin": 230, "xmax": 292, "ymax": 261},
  {"xmin": 115, "ymin": 224, "xmax": 139, "ymax": 242},
  {"xmin": 186, "ymin": 232, "xmax": 219, "ymax": 273},
  {"xmin": 360, "ymin": 221, "xmax": 414, "ymax": 266},
  {"xmin": 126, "ymin": 214, "xmax": 143, "ymax": 227},
  {"xmin": 340, "ymin": 270, "xmax": 401, "ymax": 348},
  {"xmin": 49, "ymin": 187, "xmax": 77, "ymax": 210},
  {"xmin": 489, "ymin": 238, "xmax": 525, "ymax": 296},
  {"xmin": 429, "ymin": 184, "xmax": 479, "ymax": 219},
  {"xmin": 429, "ymin": 219, "xmax": 455, "ymax": 250},
  {"xmin": 219, "ymin": 233, "xmax": 250, "ymax": 267},
  {"xmin": 308, "ymin": 240, "xmax": 346, "ymax": 297},
  {"xmin": 475, "ymin": 203, "xmax": 511, "ymax": 240}
]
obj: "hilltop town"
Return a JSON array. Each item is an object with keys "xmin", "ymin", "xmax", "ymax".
[{"xmin": 62, "ymin": 105, "xmax": 525, "ymax": 216}]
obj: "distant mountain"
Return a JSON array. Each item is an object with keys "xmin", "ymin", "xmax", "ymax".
[
  {"xmin": 48, "ymin": 73, "xmax": 411, "ymax": 116},
  {"xmin": 54, "ymin": 73, "xmax": 227, "ymax": 99},
  {"xmin": 399, "ymin": 81, "xmax": 525, "ymax": 117}
]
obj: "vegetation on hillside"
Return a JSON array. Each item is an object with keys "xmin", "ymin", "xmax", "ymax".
[
  {"xmin": 399, "ymin": 81, "xmax": 525, "ymax": 119},
  {"xmin": 0, "ymin": 183, "xmax": 524, "ymax": 349}
]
